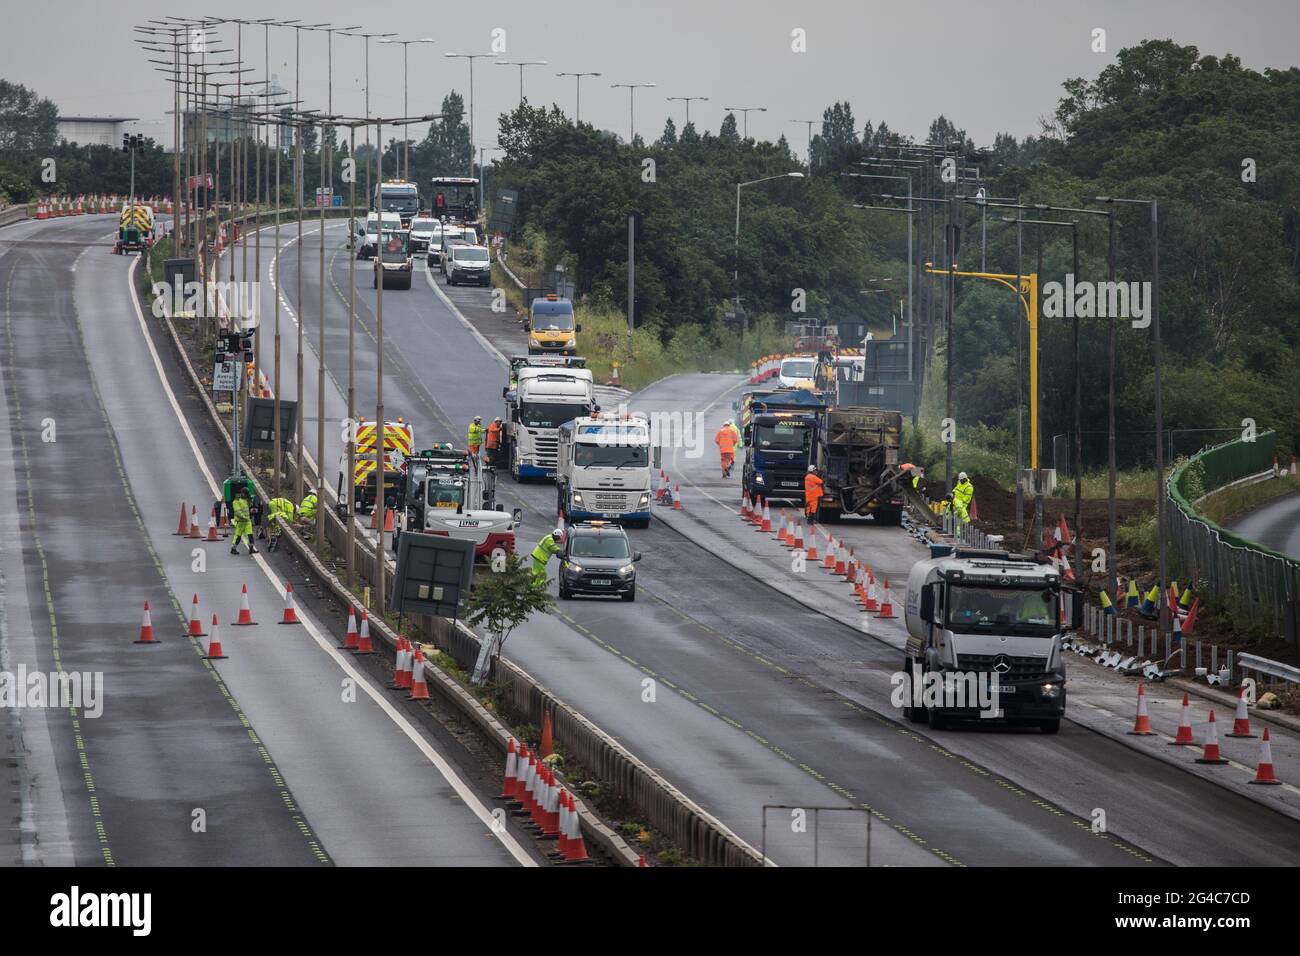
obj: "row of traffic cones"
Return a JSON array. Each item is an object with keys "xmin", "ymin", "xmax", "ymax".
[
  {"xmin": 369, "ymin": 507, "xmax": 396, "ymax": 532},
  {"xmin": 135, "ymin": 581, "xmax": 302, "ymax": 650},
  {"xmin": 1129, "ymin": 684, "xmax": 1281, "ymax": 784},
  {"xmin": 500, "ymin": 737, "xmax": 591, "ymax": 863},
  {"xmin": 654, "ymin": 470, "xmax": 683, "ymax": 509},
  {"xmin": 172, "ymin": 500, "xmax": 233, "ymax": 540}
]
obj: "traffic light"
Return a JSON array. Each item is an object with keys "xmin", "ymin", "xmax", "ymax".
[{"xmin": 121, "ymin": 133, "xmax": 143, "ymax": 153}]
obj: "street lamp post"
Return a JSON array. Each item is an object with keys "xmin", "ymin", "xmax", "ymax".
[
  {"xmin": 789, "ymin": 119, "xmax": 816, "ymax": 164},
  {"xmin": 735, "ymin": 172, "xmax": 805, "ymax": 343},
  {"xmin": 666, "ymin": 95, "xmax": 709, "ymax": 128},
  {"xmin": 556, "ymin": 71, "xmax": 601, "ymax": 123},
  {"xmin": 478, "ymin": 145, "xmax": 501, "ymax": 213},
  {"xmin": 381, "ymin": 37, "xmax": 435, "ymax": 178},
  {"xmin": 445, "ymin": 53, "xmax": 492, "ymax": 176},
  {"xmin": 496, "ymin": 59, "xmax": 548, "ymax": 105},
  {"xmin": 612, "ymin": 83, "xmax": 657, "ymax": 143}
]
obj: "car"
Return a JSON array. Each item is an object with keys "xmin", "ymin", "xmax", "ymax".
[
  {"xmin": 445, "ymin": 243, "xmax": 491, "ymax": 286},
  {"xmin": 558, "ymin": 521, "xmax": 641, "ymax": 601},
  {"xmin": 408, "ymin": 217, "xmax": 439, "ymax": 255}
]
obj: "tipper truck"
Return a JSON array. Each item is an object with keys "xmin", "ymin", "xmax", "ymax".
[
  {"xmin": 903, "ymin": 545, "xmax": 1082, "ymax": 732},
  {"xmin": 740, "ymin": 388, "xmax": 826, "ymax": 502}
]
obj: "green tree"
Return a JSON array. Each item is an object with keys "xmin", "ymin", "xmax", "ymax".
[
  {"xmin": 0, "ymin": 79, "xmax": 58, "ymax": 157},
  {"xmin": 464, "ymin": 554, "xmax": 555, "ymax": 684}
]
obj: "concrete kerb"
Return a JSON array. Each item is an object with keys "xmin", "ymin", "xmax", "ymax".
[{"xmin": 150, "ymin": 248, "xmax": 763, "ymax": 867}]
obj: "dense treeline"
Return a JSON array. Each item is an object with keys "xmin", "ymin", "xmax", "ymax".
[{"xmin": 487, "ymin": 40, "xmax": 1299, "ymax": 464}]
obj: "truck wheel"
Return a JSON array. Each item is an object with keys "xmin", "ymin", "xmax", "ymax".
[
  {"xmin": 926, "ymin": 706, "xmax": 947, "ymax": 731},
  {"xmin": 1039, "ymin": 719, "xmax": 1061, "ymax": 735},
  {"xmin": 903, "ymin": 662, "xmax": 926, "ymax": 722}
]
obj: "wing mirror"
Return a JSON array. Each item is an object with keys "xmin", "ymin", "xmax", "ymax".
[
  {"xmin": 633, "ymin": 551, "xmax": 642, "ymax": 562},
  {"xmin": 512, "ymin": 508, "xmax": 524, "ymax": 525},
  {"xmin": 575, "ymin": 323, "xmax": 583, "ymax": 333},
  {"xmin": 920, "ymin": 585, "xmax": 934, "ymax": 623}
]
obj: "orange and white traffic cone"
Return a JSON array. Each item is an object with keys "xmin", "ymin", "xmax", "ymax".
[
  {"xmin": 513, "ymin": 743, "xmax": 532, "ymax": 809},
  {"xmin": 759, "ymin": 499, "xmax": 771, "ymax": 532},
  {"xmin": 355, "ymin": 611, "xmax": 374, "ymax": 654},
  {"xmin": 343, "ymin": 607, "xmax": 360, "ymax": 649},
  {"xmin": 135, "ymin": 601, "xmax": 158, "ymax": 644},
  {"xmin": 739, "ymin": 493, "xmax": 751, "ymax": 521},
  {"xmin": 792, "ymin": 521, "xmax": 804, "ymax": 551},
  {"xmin": 877, "ymin": 581, "xmax": 896, "ymax": 619},
  {"xmin": 556, "ymin": 788, "xmax": 574, "ymax": 858},
  {"xmin": 500, "ymin": 738, "xmax": 519, "ymax": 801},
  {"xmin": 777, "ymin": 509, "xmax": 789, "ymax": 543},
  {"xmin": 232, "ymin": 583, "xmax": 258, "ymax": 625},
  {"xmin": 204, "ymin": 615, "xmax": 227, "ymax": 659},
  {"xmin": 186, "ymin": 594, "xmax": 206, "ymax": 637},
  {"xmin": 1169, "ymin": 693, "xmax": 1195, "ymax": 745},
  {"xmin": 174, "ymin": 501, "xmax": 190, "ymax": 535},
  {"xmin": 408, "ymin": 648, "xmax": 430, "ymax": 700},
  {"xmin": 833, "ymin": 543, "xmax": 846, "ymax": 576},
  {"xmin": 388, "ymin": 640, "xmax": 406, "ymax": 686},
  {"xmin": 561, "ymin": 795, "xmax": 590, "ymax": 861},
  {"xmin": 823, "ymin": 536, "xmax": 836, "ymax": 569},
  {"xmin": 369, "ymin": 507, "xmax": 380, "ymax": 530},
  {"xmin": 205, "ymin": 516, "xmax": 219, "ymax": 542},
  {"xmin": 672, "ymin": 485, "xmax": 683, "ymax": 510},
  {"xmin": 863, "ymin": 575, "xmax": 880, "ymax": 612},
  {"xmin": 188, "ymin": 506, "xmax": 202, "ymax": 539},
  {"xmin": 1196, "ymin": 710, "xmax": 1229, "ymax": 764},
  {"xmin": 543, "ymin": 769, "xmax": 562, "ymax": 838},
  {"xmin": 278, "ymin": 582, "xmax": 300, "ymax": 624},
  {"xmin": 1226, "ymin": 688, "xmax": 1256, "ymax": 738},
  {"xmin": 383, "ymin": 508, "xmax": 395, "ymax": 533},
  {"xmin": 1128, "ymin": 683, "xmax": 1156, "ymax": 735},
  {"xmin": 1248, "ymin": 728, "xmax": 1282, "ymax": 785},
  {"xmin": 805, "ymin": 525, "xmax": 819, "ymax": 561}
]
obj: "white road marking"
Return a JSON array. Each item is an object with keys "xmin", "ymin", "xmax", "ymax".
[{"xmin": 125, "ymin": 254, "xmax": 536, "ymax": 866}]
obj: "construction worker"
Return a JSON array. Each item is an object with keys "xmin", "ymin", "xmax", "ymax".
[
  {"xmin": 467, "ymin": 415, "xmax": 486, "ymax": 456},
  {"xmin": 298, "ymin": 491, "xmax": 318, "ymax": 524},
  {"xmin": 952, "ymin": 471, "xmax": 974, "ymax": 523},
  {"xmin": 714, "ymin": 420, "xmax": 738, "ymax": 478},
  {"xmin": 230, "ymin": 487, "xmax": 257, "ymax": 555},
  {"xmin": 725, "ymin": 418, "xmax": 742, "ymax": 450},
  {"xmin": 265, "ymin": 496, "xmax": 296, "ymax": 552},
  {"xmin": 531, "ymin": 527, "xmax": 565, "ymax": 584},
  {"xmin": 485, "ymin": 416, "xmax": 503, "ymax": 465},
  {"xmin": 804, "ymin": 465, "xmax": 824, "ymax": 519}
]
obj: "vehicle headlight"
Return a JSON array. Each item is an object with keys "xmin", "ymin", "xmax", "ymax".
[
  {"xmin": 572, "ymin": 492, "xmax": 584, "ymax": 504},
  {"xmin": 1041, "ymin": 683, "xmax": 1061, "ymax": 699},
  {"xmin": 755, "ymin": 473, "xmax": 765, "ymax": 484},
  {"xmin": 566, "ymin": 561, "xmax": 583, "ymax": 574},
  {"xmin": 637, "ymin": 493, "xmax": 650, "ymax": 507},
  {"xmin": 618, "ymin": 564, "xmax": 635, "ymax": 577}
]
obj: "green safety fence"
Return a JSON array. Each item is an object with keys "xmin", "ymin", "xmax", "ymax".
[{"xmin": 1166, "ymin": 431, "xmax": 1299, "ymax": 641}]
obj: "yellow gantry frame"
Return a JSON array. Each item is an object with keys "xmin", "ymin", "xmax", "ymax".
[{"xmin": 924, "ymin": 267, "xmax": 1040, "ymax": 468}]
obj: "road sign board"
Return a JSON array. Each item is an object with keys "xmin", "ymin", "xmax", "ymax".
[{"xmin": 213, "ymin": 359, "xmax": 241, "ymax": 392}]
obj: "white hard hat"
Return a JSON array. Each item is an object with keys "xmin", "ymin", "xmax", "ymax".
[
  {"xmin": 958, "ymin": 472, "xmax": 968, "ymax": 481},
  {"xmin": 474, "ymin": 415, "xmax": 482, "ymax": 422},
  {"xmin": 553, "ymin": 528, "xmax": 565, "ymax": 539},
  {"xmin": 807, "ymin": 465, "xmax": 817, "ymax": 472}
]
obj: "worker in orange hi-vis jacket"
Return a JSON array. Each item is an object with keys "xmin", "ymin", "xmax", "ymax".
[
  {"xmin": 714, "ymin": 420, "xmax": 739, "ymax": 478},
  {"xmin": 804, "ymin": 465, "xmax": 824, "ymax": 519}
]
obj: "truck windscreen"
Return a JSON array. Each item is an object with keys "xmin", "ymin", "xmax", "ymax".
[
  {"xmin": 380, "ymin": 189, "xmax": 418, "ymax": 213},
  {"xmin": 426, "ymin": 480, "xmax": 465, "ymax": 509},
  {"xmin": 520, "ymin": 402, "xmax": 582, "ymax": 429},
  {"xmin": 946, "ymin": 586, "xmax": 1057, "ymax": 633},
  {"xmin": 754, "ymin": 422, "xmax": 809, "ymax": 451},
  {"xmin": 575, "ymin": 444, "xmax": 648, "ymax": 468}
]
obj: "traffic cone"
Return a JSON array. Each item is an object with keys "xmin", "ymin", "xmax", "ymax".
[
  {"xmin": 822, "ymin": 536, "xmax": 836, "ymax": 569},
  {"xmin": 173, "ymin": 501, "xmax": 189, "ymax": 535},
  {"xmin": 556, "ymin": 789, "xmax": 574, "ymax": 858},
  {"xmin": 219, "ymin": 506, "xmax": 231, "ymax": 535},
  {"xmin": 1195, "ymin": 710, "xmax": 1229, "ymax": 764},
  {"xmin": 204, "ymin": 615, "xmax": 227, "ymax": 659},
  {"xmin": 792, "ymin": 521, "xmax": 804, "ymax": 551},
  {"xmin": 758, "ymin": 499, "xmax": 771, "ymax": 532},
  {"xmin": 383, "ymin": 508, "xmax": 395, "ymax": 533},
  {"xmin": 205, "ymin": 516, "xmax": 219, "ymax": 542},
  {"xmin": 1128, "ymin": 683, "xmax": 1156, "ymax": 735},
  {"xmin": 1100, "ymin": 591, "xmax": 1115, "ymax": 615},
  {"xmin": 355, "ymin": 611, "xmax": 374, "ymax": 654},
  {"xmin": 278, "ymin": 583, "xmax": 300, "ymax": 624},
  {"xmin": 805, "ymin": 525, "xmax": 819, "ymax": 561},
  {"xmin": 739, "ymin": 492, "xmax": 750, "ymax": 520},
  {"xmin": 638, "ymin": 855, "xmax": 647, "ymax": 868},
  {"xmin": 1182, "ymin": 598, "xmax": 1201, "ymax": 636},
  {"xmin": 186, "ymin": 594, "xmax": 206, "ymax": 637},
  {"xmin": 1169, "ymin": 693, "xmax": 1195, "ymax": 745},
  {"xmin": 540, "ymin": 710, "xmax": 554, "ymax": 758},
  {"xmin": 500, "ymin": 739, "xmax": 518, "ymax": 800},
  {"xmin": 1248, "ymin": 729, "xmax": 1282, "ymax": 785},
  {"xmin": 542, "ymin": 769, "xmax": 561, "ymax": 837},
  {"xmin": 514, "ymin": 744, "xmax": 531, "ymax": 809},
  {"xmin": 844, "ymin": 549, "xmax": 856, "ymax": 582},
  {"xmin": 232, "ymin": 583, "xmax": 258, "ymax": 625},
  {"xmin": 863, "ymin": 575, "xmax": 880, "ymax": 612},
  {"xmin": 564, "ymin": 790, "xmax": 590, "ymax": 861},
  {"xmin": 343, "ymin": 607, "xmax": 360, "ymax": 649},
  {"xmin": 777, "ymin": 509, "xmax": 789, "ymax": 543},
  {"xmin": 833, "ymin": 543, "xmax": 846, "ymax": 576},
  {"xmin": 135, "ymin": 601, "xmax": 158, "ymax": 643},
  {"xmin": 389, "ymin": 638, "xmax": 409, "ymax": 688},
  {"xmin": 878, "ymin": 581, "xmax": 896, "ymax": 618},
  {"xmin": 188, "ymin": 506, "xmax": 202, "ymax": 539},
  {"xmin": 408, "ymin": 649, "xmax": 430, "ymax": 700},
  {"xmin": 1139, "ymin": 586, "xmax": 1157, "ymax": 617},
  {"xmin": 1126, "ymin": 578, "xmax": 1140, "ymax": 608},
  {"xmin": 672, "ymin": 485, "xmax": 683, "ymax": 509},
  {"xmin": 658, "ymin": 472, "xmax": 669, "ymax": 503},
  {"xmin": 1226, "ymin": 688, "xmax": 1256, "ymax": 738}
]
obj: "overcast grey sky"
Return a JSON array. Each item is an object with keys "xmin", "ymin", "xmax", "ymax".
[{"xmin": 6, "ymin": 0, "xmax": 1298, "ymax": 155}]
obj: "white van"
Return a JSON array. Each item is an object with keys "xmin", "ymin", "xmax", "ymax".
[{"xmin": 777, "ymin": 355, "xmax": 819, "ymax": 388}]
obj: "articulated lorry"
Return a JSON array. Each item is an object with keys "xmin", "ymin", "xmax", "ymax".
[
  {"xmin": 903, "ymin": 546, "xmax": 1081, "ymax": 733},
  {"xmin": 556, "ymin": 413, "xmax": 653, "ymax": 527},
  {"xmin": 740, "ymin": 389, "xmax": 908, "ymax": 524},
  {"xmin": 394, "ymin": 445, "xmax": 521, "ymax": 560},
  {"xmin": 501, "ymin": 358, "xmax": 595, "ymax": 481}
]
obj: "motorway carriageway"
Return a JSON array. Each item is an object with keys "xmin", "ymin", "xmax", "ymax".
[
  {"xmin": 0, "ymin": 214, "xmax": 537, "ymax": 866},
  {"xmin": 254, "ymin": 217, "xmax": 1299, "ymax": 866}
]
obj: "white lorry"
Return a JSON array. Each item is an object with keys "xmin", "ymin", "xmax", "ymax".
[
  {"xmin": 556, "ymin": 413, "xmax": 653, "ymax": 527},
  {"xmin": 501, "ymin": 359, "xmax": 596, "ymax": 481},
  {"xmin": 393, "ymin": 445, "xmax": 522, "ymax": 561},
  {"xmin": 902, "ymin": 546, "xmax": 1081, "ymax": 733}
]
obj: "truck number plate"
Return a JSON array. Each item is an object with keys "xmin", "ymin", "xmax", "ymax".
[
  {"xmin": 780, "ymin": 481, "xmax": 799, "ymax": 487},
  {"xmin": 996, "ymin": 685, "xmax": 1016, "ymax": 694}
]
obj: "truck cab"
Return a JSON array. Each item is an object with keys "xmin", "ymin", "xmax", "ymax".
[
  {"xmin": 556, "ymin": 414, "xmax": 653, "ymax": 527},
  {"xmin": 527, "ymin": 295, "xmax": 580, "ymax": 355},
  {"xmin": 394, "ymin": 445, "xmax": 521, "ymax": 561},
  {"xmin": 903, "ymin": 546, "xmax": 1082, "ymax": 733},
  {"xmin": 740, "ymin": 388, "xmax": 826, "ymax": 503},
  {"xmin": 375, "ymin": 180, "xmax": 420, "ymax": 228},
  {"xmin": 501, "ymin": 360, "xmax": 596, "ymax": 481}
]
